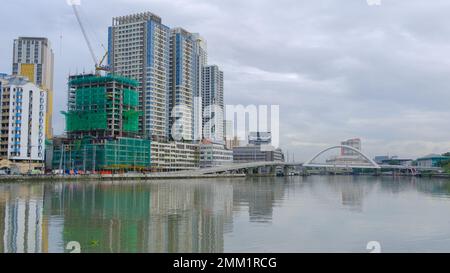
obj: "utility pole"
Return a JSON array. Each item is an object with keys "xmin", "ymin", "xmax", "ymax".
[
  {"xmin": 92, "ymin": 145, "xmax": 96, "ymax": 174},
  {"xmin": 83, "ymin": 145, "xmax": 86, "ymax": 173}
]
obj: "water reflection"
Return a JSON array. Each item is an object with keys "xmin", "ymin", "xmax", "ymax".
[{"xmin": 0, "ymin": 176, "xmax": 450, "ymax": 253}]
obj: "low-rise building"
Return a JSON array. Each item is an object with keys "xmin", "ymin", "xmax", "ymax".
[
  {"xmin": 199, "ymin": 142, "xmax": 233, "ymax": 168},
  {"xmin": 151, "ymin": 142, "xmax": 199, "ymax": 172},
  {"xmin": 233, "ymin": 145, "xmax": 284, "ymax": 163},
  {"xmin": 416, "ymin": 154, "xmax": 450, "ymax": 168}
]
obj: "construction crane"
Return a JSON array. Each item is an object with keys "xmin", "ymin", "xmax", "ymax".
[{"xmin": 69, "ymin": 0, "xmax": 110, "ymax": 75}]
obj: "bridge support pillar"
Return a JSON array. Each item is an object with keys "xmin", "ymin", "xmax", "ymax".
[
  {"xmin": 258, "ymin": 167, "xmax": 264, "ymax": 175},
  {"xmin": 284, "ymin": 166, "xmax": 290, "ymax": 177},
  {"xmin": 270, "ymin": 166, "xmax": 276, "ymax": 176}
]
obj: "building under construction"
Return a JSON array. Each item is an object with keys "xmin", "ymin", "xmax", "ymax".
[{"xmin": 52, "ymin": 74, "xmax": 151, "ymax": 172}]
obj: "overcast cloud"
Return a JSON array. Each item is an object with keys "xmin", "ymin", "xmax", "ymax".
[{"xmin": 0, "ymin": 0, "xmax": 449, "ymax": 160}]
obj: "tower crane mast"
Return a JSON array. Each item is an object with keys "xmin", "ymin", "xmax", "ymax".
[{"xmin": 68, "ymin": 0, "xmax": 109, "ymax": 75}]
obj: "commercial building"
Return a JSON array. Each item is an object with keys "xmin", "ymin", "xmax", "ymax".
[
  {"xmin": 416, "ymin": 154, "xmax": 450, "ymax": 168},
  {"xmin": 52, "ymin": 74, "xmax": 150, "ymax": 172},
  {"xmin": 202, "ymin": 65, "xmax": 224, "ymax": 143},
  {"xmin": 199, "ymin": 141, "xmax": 233, "ymax": 168},
  {"xmin": 0, "ymin": 75, "xmax": 47, "ymax": 169},
  {"xmin": 151, "ymin": 141, "xmax": 199, "ymax": 172},
  {"xmin": 12, "ymin": 37, "xmax": 54, "ymax": 139},
  {"xmin": 108, "ymin": 12, "xmax": 171, "ymax": 140},
  {"xmin": 233, "ymin": 132, "xmax": 283, "ymax": 163},
  {"xmin": 233, "ymin": 146, "xmax": 284, "ymax": 163},
  {"xmin": 375, "ymin": 156, "xmax": 413, "ymax": 166}
]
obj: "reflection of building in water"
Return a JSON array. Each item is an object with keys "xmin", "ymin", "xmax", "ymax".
[
  {"xmin": 340, "ymin": 183, "xmax": 364, "ymax": 211},
  {"xmin": 49, "ymin": 183, "xmax": 152, "ymax": 253},
  {"xmin": 37, "ymin": 180, "xmax": 233, "ymax": 253},
  {"xmin": 232, "ymin": 178, "xmax": 285, "ymax": 223},
  {"xmin": 0, "ymin": 185, "xmax": 48, "ymax": 253},
  {"xmin": 147, "ymin": 181, "xmax": 233, "ymax": 253}
]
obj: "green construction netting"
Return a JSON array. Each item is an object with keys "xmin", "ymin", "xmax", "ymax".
[
  {"xmin": 64, "ymin": 111, "xmax": 108, "ymax": 132},
  {"xmin": 123, "ymin": 110, "xmax": 141, "ymax": 132},
  {"xmin": 69, "ymin": 74, "xmax": 139, "ymax": 87},
  {"xmin": 75, "ymin": 87, "xmax": 107, "ymax": 110},
  {"xmin": 52, "ymin": 137, "xmax": 151, "ymax": 171},
  {"xmin": 123, "ymin": 89, "xmax": 138, "ymax": 107}
]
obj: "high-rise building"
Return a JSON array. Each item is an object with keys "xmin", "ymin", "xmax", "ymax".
[
  {"xmin": 108, "ymin": 12, "xmax": 171, "ymax": 140},
  {"xmin": 191, "ymin": 34, "xmax": 207, "ymax": 142},
  {"xmin": 0, "ymin": 75, "xmax": 47, "ymax": 164},
  {"xmin": 168, "ymin": 28, "xmax": 208, "ymax": 142},
  {"xmin": 202, "ymin": 65, "xmax": 224, "ymax": 143},
  {"xmin": 12, "ymin": 37, "xmax": 54, "ymax": 139},
  {"xmin": 169, "ymin": 28, "xmax": 195, "ymax": 141}
]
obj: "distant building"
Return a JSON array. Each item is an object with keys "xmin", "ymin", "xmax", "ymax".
[
  {"xmin": 416, "ymin": 154, "xmax": 450, "ymax": 168},
  {"xmin": 199, "ymin": 141, "xmax": 232, "ymax": 168},
  {"xmin": 374, "ymin": 155, "xmax": 390, "ymax": 164},
  {"xmin": 233, "ymin": 146, "xmax": 284, "ymax": 163},
  {"xmin": 0, "ymin": 75, "xmax": 47, "ymax": 166},
  {"xmin": 381, "ymin": 158, "xmax": 413, "ymax": 167},
  {"xmin": 12, "ymin": 37, "xmax": 54, "ymax": 139},
  {"xmin": 225, "ymin": 136, "xmax": 241, "ymax": 150},
  {"xmin": 341, "ymin": 138, "xmax": 361, "ymax": 156},
  {"xmin": 248, "ymin": 132, "xmax": 272, "ymax": 146},
  {"xmin": 375, "ymin": 155, "xmax": 413, "ymax": 166},
  {"xmin": 233, "ymin": 131, "xmax": 283, "ymax": 163},
  {"xmin": 326, "ymin": 138, "xmax": 368, "ymax": 166}
]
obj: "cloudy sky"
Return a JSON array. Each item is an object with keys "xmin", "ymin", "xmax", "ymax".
[{"xmin": 0, "ymin": 0, "xmax": 449, "ymax": 161}]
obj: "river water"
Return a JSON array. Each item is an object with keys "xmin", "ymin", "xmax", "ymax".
[{"xmin": 0, "ymin": 175, "xmax": 450, "ymax": 253}]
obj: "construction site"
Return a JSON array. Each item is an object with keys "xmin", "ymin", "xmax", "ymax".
[{"xmin": 51, "ymin": 74, "xmax": 151, "ymax": 173}]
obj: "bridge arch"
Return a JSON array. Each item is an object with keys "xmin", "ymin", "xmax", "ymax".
[{"xmin": 304, "ymin": 145, "xmax": 380, "ymax": 169}]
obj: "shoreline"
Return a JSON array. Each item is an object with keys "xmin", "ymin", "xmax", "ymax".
[
  {"xmin": 0, "ymin": 173, "xmax": 247, "ymax": 183},
  {"xmin": 1, "ymin": 173, "xmax": 449, "ymax": 183}
]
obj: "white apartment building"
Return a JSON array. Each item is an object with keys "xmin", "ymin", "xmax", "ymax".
[
  {"xmin": 169, "ymin": 28, "xmax": 199, "ymax": 141},
  {"xmin": 202, "ymin": 65, "xmax": 224, "ymax": 143},
  {"xmin": 199, "ymin": 142, "xmax": 233, "ymax": 168},
  {"xmin": 109, "ymin": 12, "xmax": 171, "ymax": 140},
  {"xmin": 0, "ymin": 75, "xmax": 47, "ymax": 162},
  {"xmin": 191, "ymin": 33, "xmax": 207, "ymax": 142},
  {"xmin": 12, "ymin": 37, "xmax": 54, "ymax": 139},
  {"xmin": 151, "ymin": 141, "xmax": 199, "ymax": 172}
]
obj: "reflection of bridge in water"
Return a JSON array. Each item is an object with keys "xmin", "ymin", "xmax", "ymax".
[{"xmin": 194, "ymin": 145, "xmax": 441, "ymax": 176}]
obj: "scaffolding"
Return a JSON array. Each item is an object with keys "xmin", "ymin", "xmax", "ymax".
[
  {"xmin": 54, "ymin": 74, "xmax": 151, "ymax": 172},
  {"xmin": 65, "ymin": 74, "xmax": 141, "ymax": 137},
  {"xmin": 69, "ymin": 74, "xmax": 139, "ymax": 87}
]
